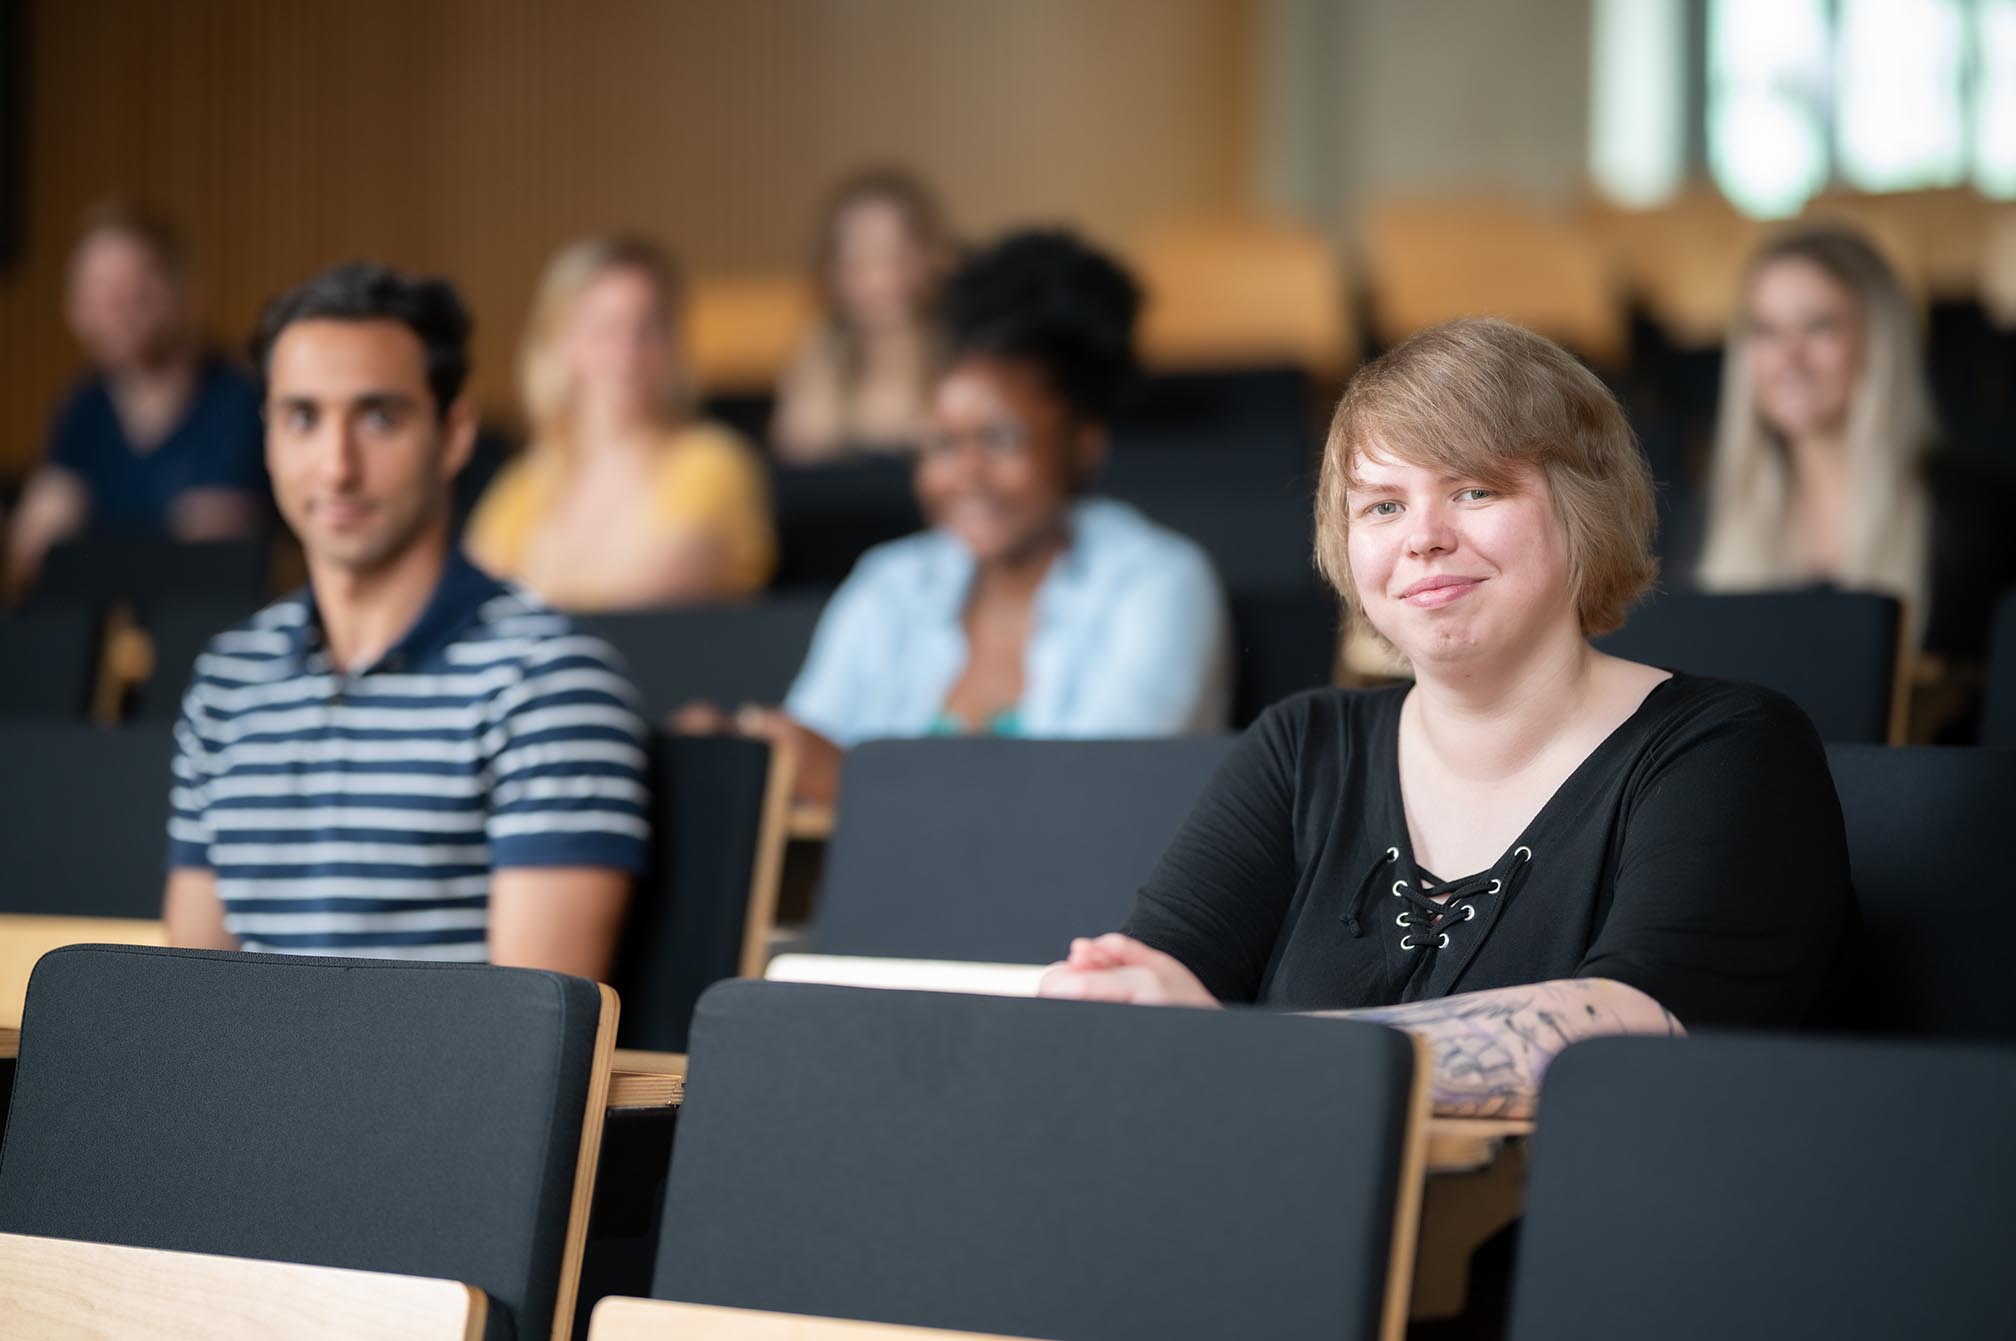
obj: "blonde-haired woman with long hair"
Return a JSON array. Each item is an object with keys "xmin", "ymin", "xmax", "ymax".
[
  {"xmin": 1695, "ymin": 226, "xmax": 2014, "ymax": 657},
  {"xmin": 467, "ymin": 235, "xmax": 775, "ymax": 609}
]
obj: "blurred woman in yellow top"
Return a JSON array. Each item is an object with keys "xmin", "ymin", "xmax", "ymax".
[{"xmin": 467, "ymin": 235, "xmax": 775, "ymax": 608}]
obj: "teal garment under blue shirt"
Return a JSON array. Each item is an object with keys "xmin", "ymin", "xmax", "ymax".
[
  {"xmin": 785, "ymin": 498, "xmax": 1232, "ymax": 747},
  {"xmin": 928, "ymin": 707, "xmax": 1024, "ymax": 737}
]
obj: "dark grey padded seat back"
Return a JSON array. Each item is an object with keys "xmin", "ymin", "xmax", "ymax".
[
  {"xmin": 1103, "ymin": 448, "xmax": 1320, "ymax": 597},
  {"xmin": 609, "ymin": 733, "xmax": 776, "ymax": 1051},
  {"xmin": 1596, "ymin": 589, "xmax": 1900, "ymax": 742},
  {"xmin": 0, "ymin": 721, "xmax": 175, "ymax": 917},
  {"xmin": 657, "ymin": 979, "xmax": 1420, "ymax": 1341},
  {"xmin": 770, "ymin": 457, "xmax": 922, "ymax": 590},
  {"xmin": 1111, "ymin": 366, "xmax": 1316, "ymax": 464},
  {"xmin": 811, "ymin": 736, "xmax": 1236, "ymax": 964},
  {"xmin": 129, "ymin": 595, "xmax": 265, "ymax": 720},
  {"xmin": 1509, "ymin": 1034, "xmax": 2016, "ymax": 1340},
  {"xmin": 1229, "ymin": 589, "xmax": 1338, "ymax": 726},
  {"xmin": 1985, "ymin": 589, "xmax": 2016, "ymax": 746},
  {"xmin": 0, "ymin": 605, "xmax": 100, "ymax": 719},
  {"xmin": 31, "ymin": 535, "xmax": 269, "ymax": 618},
  {"xmin": 1827, "ymin": 745, "xmax": 2016, "ymax": 1040},
  {"xmin": 576, "ymin": 596, "xmax": 826, "ymax": 721},
  {"xmin": 0, "ymin": 945, "xmax": 607, "ymax": 1341}
]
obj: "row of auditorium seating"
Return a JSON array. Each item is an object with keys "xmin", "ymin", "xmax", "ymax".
[
  {"xmin": 757, "ymin": 421, "xmax": 1323, "ymax": 595},
  {"xmin": 3, "ymin": 716, "xmax": 2008, "ymax": 1048},
  {"xmin": 578, "ymin": 587, "xmax": 1340, "ymax": 733},
  {"xmin": 0, "ymin": 569, "xmax": 1342, "ymax": 736},
  {"xmin": 14, "ymin": 530, "xmax": 2016, "ymax": 746},
  {"xmin": 680, "ymin": 195, "xmax": 2016, "ymax": 392},
  {"xmin": 0, "ymin": 947, "xmax": 2008, "ymax": 1339},
  {"xmin": 0, "ymin": 536, "xmax": 272, "ymax": 721},
  {"xmin": 0, "ymin": 722, "xmax": 788, "ymax": 1053},
  {"xmin": 688, "ymin": 204, "xmax": 2014, "ymax": 488},
  {"xmin": 791, "ymin": 737, "xmax": 2016, "ymax": 1042}
]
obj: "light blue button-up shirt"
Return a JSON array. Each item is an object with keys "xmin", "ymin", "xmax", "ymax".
[{"xmin": 785, "ymin": 498, "xmax": 1232, "ymax": 746}]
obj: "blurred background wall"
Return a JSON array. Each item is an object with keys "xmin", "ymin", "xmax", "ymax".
[
  {"xmin": 0, "ymin": 0, "xmax": 1290, "ymax": 467},
  {"xmin": 1255, "ymin": 0, "xmax": 1591, "ymax": 217}
]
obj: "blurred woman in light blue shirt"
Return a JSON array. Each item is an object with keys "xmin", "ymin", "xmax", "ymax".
[
  {"xmin": 785, "ymin": 492, "xmax": 1227, "ymax": 746},
  {"xmin": 685, "ymin": 231, "xmax": 1230, "ymax": 801}
]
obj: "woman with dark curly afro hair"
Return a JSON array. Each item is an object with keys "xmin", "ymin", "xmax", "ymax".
[{"xmin": 679, "ymin": 230, "xmax": 1231, "ymax": 802}]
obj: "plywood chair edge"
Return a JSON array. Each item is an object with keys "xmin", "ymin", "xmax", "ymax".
[
  {"xmin": 552, "ymin": 982, "xmax": 621, "ymax": 1341},
  {"xmin": 738, "ymin": 735, "xmax": 797, "ymax": 980},
  {"xmin": 1379, "ymin": 1030, "xmax": 1435, "ymax": 1341},
  {"xmin": 0, "ymin": 1231, "xmax": 489, "ymax": 1340},
  {"xmin": 1888, "ymin": 597, "xmax": 1916, "ymax": 746}
]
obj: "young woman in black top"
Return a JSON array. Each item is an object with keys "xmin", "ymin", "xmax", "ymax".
[{"xmin": 1038, "ymin": 318, "xmax": 1856, "ymax": 1117}]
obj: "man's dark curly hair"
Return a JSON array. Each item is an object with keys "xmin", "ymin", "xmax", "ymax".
[
  {"xmin": 939, "ymin": 229, "xmax": 1141, "ymax": 424},
  {"xmin": 249, "ymin": 261, "xmax": 472, "ymax": 419}
]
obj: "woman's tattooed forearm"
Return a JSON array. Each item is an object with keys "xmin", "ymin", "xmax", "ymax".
[{"xmin": 1311, "ymin": 978, "xmax": 1682, "ymax": 1118}]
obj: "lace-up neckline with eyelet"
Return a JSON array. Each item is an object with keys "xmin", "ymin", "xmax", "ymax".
[
  {"xmin": 1392, "ymin": 847, "xmax": 1531, "ymax": 952},
  {"xmin": 1340, "ymin": 840, "xmax": 1534, "ymax": 955}
]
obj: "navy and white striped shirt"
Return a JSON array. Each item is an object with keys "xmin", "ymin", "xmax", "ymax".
[{"xmin": 167, "ymin": 551, "xmax": 651, "ymax": 960}]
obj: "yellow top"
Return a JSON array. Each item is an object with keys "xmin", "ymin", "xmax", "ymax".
[{"xmin": 466, "ymin": 422, "xmax": 776, "ymax": 605}]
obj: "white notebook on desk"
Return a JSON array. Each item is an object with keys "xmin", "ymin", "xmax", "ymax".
[{"xmin": 763, "ymin": 954, "xmax": 1048, "ymax": 998}]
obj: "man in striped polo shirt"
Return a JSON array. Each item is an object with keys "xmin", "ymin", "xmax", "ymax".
[{"xmin": 163, "ymin": 263, "xmax": 649, "ymax": 975}]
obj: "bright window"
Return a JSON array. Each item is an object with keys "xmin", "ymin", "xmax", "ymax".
[
  {"xmin": 1978, "ymin": 0, "xmax": 2016, "ymax": 196},
  {"xmin": 1707, "ymin": 0, "xmax": 1834, "ymax": 218},
  {"xmin": 1601, "ymin": 0, "xmax": 2016, "ymax": 214},
  {"xmin": 1591, "ymin": 0, "xmax": 1688, "ymax": 207},
  {"xmin": 1837, "ymin": 0, "xmax": 1968, "ymax": 191}
]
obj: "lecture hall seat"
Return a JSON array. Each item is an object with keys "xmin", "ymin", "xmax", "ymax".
[
  {"xmin": 575, "ymin": 596, "xmax": 829, "ymax": 721},
  {"xmin": 1982, "ymin": 589, "xmax": 2016, "ymax": 747},
  {"xmin": 0, "ymin": 720, "xmax": 179, "ymax": 1024},
  {"xmin": 1826, "ymin": 743, "xmax": 2016, "ymax": 1040},
  {"xmin": 30, "ymin": 534, "xmax": 269, "ymax": 618},
  {"xmin": 0, "ymin": 721, "xmax": 176, "ymax": 922},
  {"xmin": 0, "ymin": 945, "xmax": 617, "ymax": 1341},
  {"xmin": 767, "ymin": 457, "xmax": 923, "ymax": 590},
  {"xmin": 122, "ymin": 593, "xmax": 266, "ymax": 720},
  {"xmin": 651, "ymin": 980, "xmax": 1429, "ymax": 1341},
  {"xmin": 1101, "ymin": 446, "xmax": 1322, "ymax": 598},
  {"xmin": 1131, "ymin": 216, "xmax": 1357, "ymax": 375},
  {"xmin": 1507, "ymin": 1034, "xmax": 2016, "ymax": 1340},
  {"xmin": 1361, "ymin": 196, "xmax": 1626, "ymax": 366},
  {"xmin": 606, "ymin": 732, "xmax": 792, "ymax": 1052},
  {"xmin": 1227, "ymin": 588, "xmax": 1341, "ymax": 725},
  {"xmin": 0, "ymin": 604, "xmax": 101, "ymax": 719},
  {"xmin": 805, "ymin": 735, "xmax": 1235, "ymax": 967},
  {"xmin": 1596, "ymin": 588, "xmax": 1905, "ymax": 744}
]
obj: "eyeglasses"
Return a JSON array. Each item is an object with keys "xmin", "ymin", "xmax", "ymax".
[{"xmin": 919, "ymin": 419, "xmax": 1033, "ymax": 461}]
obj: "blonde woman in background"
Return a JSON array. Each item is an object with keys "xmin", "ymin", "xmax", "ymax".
[
  {"xmin": 771, "ymin": 170, "xmax": 954, "ymax": 462},
  {"xmin": 1694, "ymin": 226, "xmax": 2015, "ymax": 659},
  {"xmin": 467, "ymin": 236, "xmax": 775, "ymax": 608}
]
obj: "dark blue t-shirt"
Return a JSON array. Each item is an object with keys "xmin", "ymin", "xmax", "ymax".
[{"xmin": 46, "ymin": 358, "xmax": 266, "ymax": 530}]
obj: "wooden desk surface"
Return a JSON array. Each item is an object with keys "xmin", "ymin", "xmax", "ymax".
[
  {"xmin": 785, "ymin": 802, "xmax": 835, "ymax": 841},
  {"xmin": 601, "ymin": 1049, "xmax": 1527, "ymax": 1176},
  {"xmin": 1425, "ymin": 1117, "xmax": 1533, "ymax": 1174},
  {"xmin": 608, "ymin": 1049, "xmax": 687, "ymax": 1108},
  {"xmin": 0, "ymin": 1026, "xmax": 15, "ymax": 1061}
]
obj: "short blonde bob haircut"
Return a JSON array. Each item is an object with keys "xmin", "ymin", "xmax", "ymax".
[{"xmin": 1315, "ymin": 317, "xmax": 1657, "ymax": 638}]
